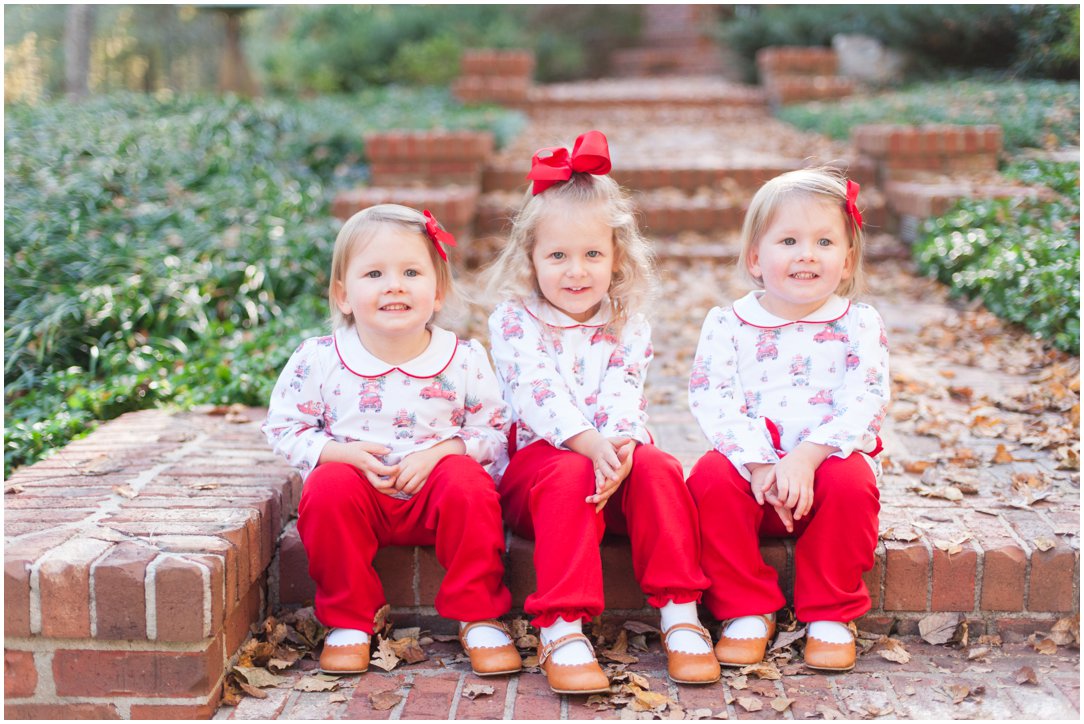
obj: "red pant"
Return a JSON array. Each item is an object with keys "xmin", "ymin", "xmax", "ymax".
[
  {"xmin": 500, "ymin": 440, "xmax": 710, "ymax": 628},
  {"xmin": 687, "ymin": 448, "xmax": 880, "ymax": 623},
  {"xmin": 297, "ymin": 456, "xmax": 512, "ymax": 633}
]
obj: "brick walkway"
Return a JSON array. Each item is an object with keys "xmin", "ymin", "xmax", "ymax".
[{"xmin": 215, "ymin": 637, "xmax": 1079, "ymax": 720}]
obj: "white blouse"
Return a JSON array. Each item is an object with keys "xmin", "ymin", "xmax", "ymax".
[
  {"xmin": 688, "ymin": 292, "xmax": 890, "ymax": 479},
  {"xmin": 488, "ymin": 297, "xmax": 653, "ymax": 459},
  {"xmin": 263, "ymin": 325, "xmax": 510, "ymax": 482}
]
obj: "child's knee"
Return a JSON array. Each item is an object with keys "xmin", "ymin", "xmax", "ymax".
[{"xmin": 686, "ymin": 451, "xmax": 748, "ymax": 501}]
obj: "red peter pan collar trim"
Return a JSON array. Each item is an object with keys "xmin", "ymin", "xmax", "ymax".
[
  {"xmin": 334, "ymin": 325, "xmax": 459, "ymax": 379},
  {"xmin": 732, "ymin": 292, "xmax": 851, "ymax": 329},
  {"xmin": 522, "ymin": 296, "xmax": 613, "ymax": 329}
]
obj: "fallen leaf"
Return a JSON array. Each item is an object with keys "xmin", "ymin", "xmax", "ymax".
[
  {"xmin": 623, "ymin": 620, "xmax": 660, "ymax": 635},
  {"xmin": 522, "ymin": 655, "xmax": 539, "ymax": 668},
  {"xmin": 601, "ymin": 649, "xmax": 638, "ymax": 664},
  {"xmin": 463, "ymin": 683, "xmax": 495, "ymax": 700},
  {"xmin": 630, "ymin": 686, "xmax": 672, "ymax": 711},
  {"xmin": 190, "ymin": 481, "xmax": 221, "ymax": 490},
  {"xmin": 902, "ymin": 460, "xmax": 934, "ymax": 474},
  {"xmin": 876, "ymin": 637, "xmax": 912, "ymax": 664},
  {"xmin": 294, "ymin": 675, "xmax": 339, "ymax": 692},
  {"xmin": 768, "ymin": 626, "xmax": 807, "ymax": 652},
  {"xmin": 948, "ymin": 684, "xmax": 970, "ymax": 704},
  {"xmin": 948, "ymin": 386, "xmax": 974, "ymax": 402},
  {"xmin": 370, "ymin": 638, "xmax": 401, "ymax": 671},
  {"xmin": 992, "ymin": 444, "xmax": 1016, "ymax": 464},
  {"xmin": 369, "ymin": 691, "xmax": 402, "ymax": 711},
  {"xmin": 739, "ymin": 661, "xmax": 781, "ymax": 680},
  {"xmin": 881, "ymin": 526, "xmax": 921, "ymax": 542},
  {"xmin": 112, "ymin": 485, "xmax": 138, "ymax": 499},
  {"xmin": 1049, "ymin": 616, "xmax": 1079, "ymax": 646},
  {"xmin": 231, "ymin": 666, "xmax": 288, "ymax": 688},
  {"xmin": 816, "ymin": 703, "xmax": 846, "ymax": 719},
  {"xmin": 736, "ymin": 696, "xmax": 762, "ymax": 712},
  {"xmin": 387, "ymin": 637, "xmax": 428, "ymax": 664},
  {"xmin": 610, "ymin": 629, "xmax": 630, "ymax": 654},
  {"xmin": 1033, "ymin": 637, "xmax": 1057, "ymax": 655},
  {"xmin": 770, "ymin": 696, "xmax": 794, "ymax": 713},
  {"xmin": 728, "ymin": 674, "xmax": 748, "ymax": 690},
  {"xmin": 628, "ymin": 633, "xmax": 648, "ymax": 651},
  {"xmin": 966, "ymin": 646, "xmax": 989, "ymax": 661},
  {"xmin": 6, "ymin": 484, "xmax": 25, "ymax": 494},
  {"xmin": 919, "ymin": 612, "xmax": 962, "ymax": 645},
  {"xmin": 1033, "ymin": 537, "xmax": 1057, "ymax": 552},
  {"xmin": 1015, "ymin": 666, "xmax": 1038, "ymax": 685},
  {"xmin": 237, "ymin": 681, "xmax": 269, "ymax": 699},
  {"xmin": 329, "ymin": 691, "xmax": 347, "ymax": 703}
]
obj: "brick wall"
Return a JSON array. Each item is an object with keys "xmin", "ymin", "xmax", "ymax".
[
  {"xmin": 4, "ymin": 409, "xmax": 299, "ymax": 719},
  {"xmin": 452, "ymin": 50, "xmax": 534, "ymax": 107}
]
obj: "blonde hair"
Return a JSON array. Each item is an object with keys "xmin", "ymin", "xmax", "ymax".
[
  {"xmin": 328, "ymin": 204, "xmax": 456, "ymax": 329},
  {"xmin": 483, "ymin": 172, "xmax": 656, "ymax": 333},
  {"xmin": 738, "ymin": 166, "xmax": 866, "ymax": 298}
]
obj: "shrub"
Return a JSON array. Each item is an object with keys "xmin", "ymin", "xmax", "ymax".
[
  {"xmin": 4, "ymin": 91, "xmax": 519, "ymax": 475},
  {"xmin": 777, "ymin": 79, "xmax": 1080, "ymax": 152},
  {"xmin": 722, "ymin": 5, "xmax": 1075, "ymax": 82},
  {"xmin": 914, "ymin": 160, "xmax": 1080, "ymax": 354}
]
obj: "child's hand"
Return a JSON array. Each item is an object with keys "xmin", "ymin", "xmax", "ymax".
[
  {"xmin": 748, "ymin": 463, "xmax": 795, "ymax": 533},
  {"xmin": 392, "ymin": 438, "xmax": 467, "ymax": 496},
  {"xmin": 319, "ymin": 440, "xmax": 399, "ymax": 493},
  {"xmin": 589, "ymin": 439, "xmax": 637, "ymax": 512},
  {"xmin": 771, "ymin": 442, "xmax": 834, "ymax": 522},
  {"xmin": 565, "ymin": 429, "xmax": 623, "ymax": 483}
]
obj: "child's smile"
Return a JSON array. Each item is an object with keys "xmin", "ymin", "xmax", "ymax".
[{"xmin": 531, "ymin": 199, "xmax": 614, "ymax": 323}]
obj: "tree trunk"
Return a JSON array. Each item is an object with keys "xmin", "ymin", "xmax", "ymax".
[
  {"xmin": 218, "ymin": 9, "xmax": 259, "ymax": 97},
  {"xmin": 64, "ymin": 4, "xmax": 95, "ymax": 100}
]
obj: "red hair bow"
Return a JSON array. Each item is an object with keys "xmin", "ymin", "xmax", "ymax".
[
  {"xmin": 845, "ymin": 179, "xmax": 863, "ymax": 234},
  {"xmin": 423, "ymin": 210, "xmax": 457, "ymax": 261},
  {"xmin": 527, "ymin": 130, "xmax": 612, "ymax": 195}
]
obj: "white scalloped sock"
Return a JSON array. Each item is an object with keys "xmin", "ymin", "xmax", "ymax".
[
  {"xmin": 808, "ymin": 621, "xmax": 853, "ymax": 644},
  {"xmin": 723, "ymin": 613, "xmax": 774, "ymax": 639},
  {"xmin": 460, "ymin": 621, "xmax": 513, "ymax": 649},
  {"xmin": 325, "ymin": 628, "xmax": 370, "ymax": 647}
]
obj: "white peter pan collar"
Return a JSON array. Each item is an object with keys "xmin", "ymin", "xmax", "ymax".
[
  {"xmin": 333, "ymin": 325, "xmax": 458, "ymax": 378},
  {"xmin": 522, "ymin": 295, "xmax": 613, "ymax": 329},
  {"xmin": 732, "ymin": 292, "xmax": 851, "ymax": 329}
]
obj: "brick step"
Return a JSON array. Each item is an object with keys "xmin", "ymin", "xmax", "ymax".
[
  {"xmin": 331, "ymin": 185, "xmax": 479, "ymax": 240},
  {"xmin": 764, "ymin": 74, "xmax": 857, "ymax": 106},
  {"xmin": 272, "ymin": 498, "xmax": 1074, "ymax": 638},
  {"xmin": 526, "ymin": 78, "xmax": 769, "ymax": 114},
  {"xmin": 609, "ymin": 46, "xmax": 725, "ymax": 77},
  {"xmin": 474, "ymin": 185, "xmax": 889, "ymax": 238}
]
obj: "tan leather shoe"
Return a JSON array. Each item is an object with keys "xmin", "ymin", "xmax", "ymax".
[
  {"xmin": 538, "ymin": 633, "xmax": 610, "ymax": 695},
  {"xmin": 714, "ymin": 614, "xmax": 776, "ymax": 667},
  {"xmin": 804, "ymin": 622, "xmax": 857, "ymax": 672},
  {"xmin": 319, "ymin": 641, "xmax": 370, "ymax": 674},
  {"xmin": 459, "ymin": 620, "xmax": 523, "ymax": 676},
  {"xmin": 661, "ymin": 623, "xmax": 721, "ymax": 684}
]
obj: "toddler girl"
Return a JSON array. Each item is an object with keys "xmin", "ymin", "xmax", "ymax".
[
  {"xmin": 485, "ymin": 131, "xmax": 718, "ymax": 693},
  {"xmin": 686, "ymin": 167, "xmax": 889, "ymax": 672},
  {"xmin": 263, "ymin": 204, "xmax": 521, "ymax": 677}
]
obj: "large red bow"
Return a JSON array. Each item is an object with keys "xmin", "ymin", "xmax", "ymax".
[
  {"xmin": 423, "ymin": 210, "xmax": 457, "ymax": 261},
  {"xmin": 845, "ymin": 179, "xmax": 863, "ymax": 234},
  {"xmin": 527, "ymin": 130, "xmax": 612, "ymax": 195}
]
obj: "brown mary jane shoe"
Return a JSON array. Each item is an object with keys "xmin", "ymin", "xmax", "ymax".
[
  {"xmin": 713, "ymin": 614, "xmax": 776, "ymax": 667},
  {"xmin": 661, "ymin": 622, "xmax": 721, "ymax": 684},
  {"xmin": 538, "ymin": 633, "xmax": 610, "ymax": 695},
  {"xmin": 458, "ymin": 619, "xmax": 523, "ymax": 676}
]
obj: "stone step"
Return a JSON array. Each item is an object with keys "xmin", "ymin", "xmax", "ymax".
[{"xmin": 526, "ymin": 77, "xmax": 769, "ymax": 115}]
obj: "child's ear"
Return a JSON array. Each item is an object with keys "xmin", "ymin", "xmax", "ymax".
[
  {"xmin": 841, "ymin": 244, "xmax": 857, "ymax": 280},
  {"xmin": 332, "ymin": 279, "xmax": 352, "ymax": 315},
  {"xmin": 746, "ymin": 247, "xmax": 762, "ymax": 280}
]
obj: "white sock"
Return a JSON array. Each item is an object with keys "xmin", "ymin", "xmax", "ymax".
[
  {"xmin": 808, "ymin": 621, "xmax": 853, "ymax": 644},
  {"xmin": 723, "ymin": 613, "xmax": 774, "ymax": 640},
  {"xmin": 659, "ymin": 601, "xmax": 713, "ymax": 654},
  {"xmin": 460, "ymin": 621, "xmax": 513, "ymax": 649},
  {"xmin": 540, "ymin": 617, "xmax": 594, "ymax": 665},
  {"xmin": 326, "ymin": 627, "xmax": 370, "ymax": 647}
]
